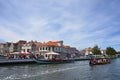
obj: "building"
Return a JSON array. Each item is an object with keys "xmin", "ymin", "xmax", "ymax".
[
  {"xmin": 2, "ymin": 40, "xmax": 27, "ymax": 59},
  {"xmin": 16, "ymin": 40, "xmax": 27, "ymax": 52},
  {"xmin": 101, "ymin": 50, "xmax": 106, "ymax": 55},
  {"xmin": 38, "ymin": 41, "xmax": 63, "ymax": 59},
  {"xmin": 39, "ymin": 41, "xmax": 79, "ymax": 59},
  {"xmin": 0, "ymin": 43, "xmax": 4, "ymax": 56},
  {"xmin": 80, "ymin": 47, "xmax": 93, "ymax": 58},
  {"xmin": 84, "ymin": 47, "xmax": 93, "ymax": 55},
  {"xmin": 2, "ymin": 42, "xmax": 14, "ymax": 56},
  {"xmin": 0, "ymin": 40, "xmax": 80, "ymax": 59}
]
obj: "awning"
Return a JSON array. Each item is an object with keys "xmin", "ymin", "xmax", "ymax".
[{"xmin": 45, "ymin": 51, "xmax": 59, "ymax": 55}]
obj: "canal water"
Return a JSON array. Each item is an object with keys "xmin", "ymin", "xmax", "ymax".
[{"xmin": 0, "ymin": 58, "xmax": 120, "ymax": 80}]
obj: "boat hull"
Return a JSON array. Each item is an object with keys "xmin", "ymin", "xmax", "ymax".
[
  {"xmin": 89, "ymin": 61, "xmax": 110, "ymax": 65},
  {"xmin": 34, "ymin": 59, "xmax": 74, "ymax": 64}
]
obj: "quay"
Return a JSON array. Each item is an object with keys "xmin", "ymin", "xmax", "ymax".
[
  {"xmin": 0, "ymin": 57, "xmax": 118, "ymax": 65},
  {"xmin": 0, "ymin": 59, "xmax": 35, "ymax": 64},
  {"xmin": 0, "ymin": 58, "xmax": 90, "ymax": 65}
]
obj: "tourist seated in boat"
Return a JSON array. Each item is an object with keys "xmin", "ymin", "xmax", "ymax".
[
  {"xmin": 90, "ymin": 58, "xmax": 110, "ymax": 65},
  {"xmin": 93, "ymin": 59, "xmax": 97, "ymax": 63},
  {"xmin": 89, "ymin": 58, "xmax": 97, "ymax": 64}
]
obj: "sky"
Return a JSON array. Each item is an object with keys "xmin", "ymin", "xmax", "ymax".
[{"xmin": 0, "ymin": 0, "xmax": 120, "ymax": 51}]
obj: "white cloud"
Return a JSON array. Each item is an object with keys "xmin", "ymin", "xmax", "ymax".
[{"xmin": 0, "ymin": 0, "xmax": 120, "ymax": 50}]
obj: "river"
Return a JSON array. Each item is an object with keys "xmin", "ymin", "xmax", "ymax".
[{"xmin": 0, "ymin": 58, "xmax": 120, "ymax": 80}]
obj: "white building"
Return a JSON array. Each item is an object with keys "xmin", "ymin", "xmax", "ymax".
[
  {"xmin": 39, "ymin": 41, "xmax": 79, "ymax": 59},
  {"xmin": 21, "ymin": 43, "xmax": 31, "ymax": 53}
]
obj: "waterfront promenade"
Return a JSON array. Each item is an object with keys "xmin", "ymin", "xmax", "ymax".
[
  {"xmin": 0, "ymin": 56, "xmax": 90, "ymax": 64},
  {"xmin": 0, "ymin": 59, "xmax": 34, "ymax": 64}
]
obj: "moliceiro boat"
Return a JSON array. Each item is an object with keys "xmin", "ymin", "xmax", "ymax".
[
  {"xmin": 34, "ymin": 58, "xmax": 74, "ymax": 64},
  {"xmin": 34, "ymin": 51, "xmax": 74, "ymax": 64},
  {"xmin": 89, "ymin": 58, "xmax": 110, "ymax": 65}
]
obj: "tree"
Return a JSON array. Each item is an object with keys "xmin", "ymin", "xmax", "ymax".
[
  {"xmin": 92, "ymin": 45, "xmax": 101, "ymax": 55},
  {"xmin": 117, "ymin": 51, "xmax": 120, "ymax": 54},
  {"xmin": 106, "ymin": 47, "xmax": 117, "ymax": 56}
]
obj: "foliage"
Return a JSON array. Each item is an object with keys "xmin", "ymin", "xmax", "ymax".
[
  {"xmin": 106, "ymin": 47, "xmax": 117, "ymax": 56},
  {"xmin": 92, "ymin": 45, "xmax": 101, "ymax": 55},
  {"xmin": 117, "ymin": 51, "xmax": 120, "ymax": 54}
]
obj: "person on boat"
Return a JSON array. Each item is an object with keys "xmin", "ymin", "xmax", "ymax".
[
  {"xmin": 90, "ymin": 58, "xmax": 97, "ymax": 64},
  {"xmin": 89, "ymin": 59, "xmax": 93, "ymax": 64},
  {"xmin": 93, "ymin": 58, "xmax": 97, "ymax": 63},
  {"xmin": 97, "ymin": 59, "xmax": 101, "ymax": 63},
  {"xmin": 103, "ymin": 59, "xmax": 107, "ymax": 62}
]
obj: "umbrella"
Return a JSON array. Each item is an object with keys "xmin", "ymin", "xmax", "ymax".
[
  {"xmin": 10, "ymin": 52, "xmax": 20, "ymax": 54},
  {"xmin": 20, "ymin": 52, "xmax": 30, "ymax": 55},
  {"xmin": 45, "ymin": 51, "xmax": 59, "ymax": 55}
]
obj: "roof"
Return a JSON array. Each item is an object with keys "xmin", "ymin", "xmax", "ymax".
[
  {"xmin": 17, "ymin": 40, "xmax": 27, "ymax": 44},
  {"xmin": 42, "ymin": 41, "xmax": 61, "ymax": 47},
  {"xmin": 63, "ymin": 45, "xmax": 71, "ymax": 48}
]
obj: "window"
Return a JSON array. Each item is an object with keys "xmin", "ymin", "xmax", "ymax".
[
  {"xmin": 48, "ymin": 47, "xmax": 50, "ymax": 50},
  {"xmin": 23, "ymin": 49, "xmax": 25, "ymax": 52},
  {"xmin": 27, "ymin": 49, "xmax": 30, "ymax": 52},
  {"xmin": 40, "ymin": 47, "xmax": 41, "ymax": 50},
  {"xmin": 46, "ymin": 54, "xmax": 47, "ymax": 57}
]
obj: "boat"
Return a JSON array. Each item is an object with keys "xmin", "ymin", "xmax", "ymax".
[
  {"xmin": 89, "ymin": 58, "xmax": 110, "ymax": 65},
  {"xmin": 34, "ymin": 58, "xmax": 74, "ymax": 64},
  {"xmin": 89, "ymin": 61, "xmax": 110, "ymax": 65}
]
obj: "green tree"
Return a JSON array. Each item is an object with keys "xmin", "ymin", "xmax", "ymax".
[
  {"xmin": 106, "ymin": 47, "xmax": 117, "ymax": 56},
  {"xmin": 92, "ymin": 45, "xmax": 101, "ymax": 55},
  {"xmin": 117, "ymin": 51, "xmax": 120, "ymax": 54}
]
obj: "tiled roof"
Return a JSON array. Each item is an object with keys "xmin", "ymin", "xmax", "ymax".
[
  {"xmin": 16, "ymin": 40, "xmax": 78, "ymax": 51},
  {"xmin": 63, "ymin": 45, "xmax": 70, "ymax": 48},
  {"xmin": 42, "ymin": 41, "xmax": 60, "ymax": 47},
  {"xmin": 27, "ymin": 41, "xmax": 43, "ymax": 46},
  {"xmin": 34, "ymin": 42, "xmax": 43, "ymax": 46},
  {"xmin": 16, "ymin": 40, "xmax": 27, "ymax": 44}
]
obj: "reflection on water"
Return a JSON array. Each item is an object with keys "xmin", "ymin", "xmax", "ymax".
[{"xmin": 0, "ymin": 58, "xmax": 120, "ymax": 80}]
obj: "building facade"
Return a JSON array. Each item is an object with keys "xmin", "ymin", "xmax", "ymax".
[
  {"xmin": 0, "ymin": 40, "xmax": 80, "ymax": 59},
  {"xmin": 38, "ymin": 41, "xmax": 79, "ymax": 59}
]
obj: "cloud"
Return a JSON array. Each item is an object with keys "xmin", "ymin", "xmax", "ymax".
[{"xmin": 0, "ymin": 0, "xmax": 120, "ymax": 50}]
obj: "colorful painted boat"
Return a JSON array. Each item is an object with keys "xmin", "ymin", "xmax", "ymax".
[
  {"xmin": 89, "ymin": 58, "xmax": 110, "ymax": 65},
  {"xmin": 34, "ymin": 58, "xmax": 74, "ymax": 64}
]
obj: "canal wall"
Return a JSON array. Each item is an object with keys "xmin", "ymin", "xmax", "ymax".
[
  {"xmin": 0, "ymin": 56, "xmax": 119, "ymax": 65},
  {"xmin": 0, "ymin": 58, "xmax": 90, "ymax": 64},
  {"xmin": 0, "ymin": 59, "xmax": 35, "ymax": 65}
]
